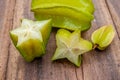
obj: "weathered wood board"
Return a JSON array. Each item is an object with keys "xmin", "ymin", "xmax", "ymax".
[{"xmin": 0, "ymin": 0, "xmax": 120, "ymax": 80}]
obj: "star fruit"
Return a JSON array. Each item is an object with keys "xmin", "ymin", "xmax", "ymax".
[
  {"xmin": 10, "ymin": 19, "xmax": 52, "ymax": 62},
  {"xmin": 31, "ymin": 0, "xmax": 94, "ymax": 31},
  {"xmin": 91, "ymin": 25, "xmax": 115, "ymax": 50},
  {"xmin": 52, "ymin": 29, "xmax": 92, "ymax": 66}
]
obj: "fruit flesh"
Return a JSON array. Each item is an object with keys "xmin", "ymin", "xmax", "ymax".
[{"xmin": 52, "ymin": 29, "xmax": 92, "ymax": 66}]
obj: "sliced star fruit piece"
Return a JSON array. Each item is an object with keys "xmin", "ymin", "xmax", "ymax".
[
  {"xmin": 10, "ymin": 19, "xmax": 52, "ymax": 62},
  {"xmin": 91, "ymin": 25, "xmax": 115, "ymax": 50},
  {"xmin": 31, "ymin": 0, "xmax": 94, "ymax": 31},
  {"xmin": 52, "ymin": 29, "xmax": 92, "ymax": 66}
]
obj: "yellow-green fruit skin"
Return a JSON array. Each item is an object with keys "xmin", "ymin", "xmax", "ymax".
[
  {"xmin": 16, "ymin": 39, "xmax": 45, "ymax": 62},
  {"xmin": 91, "ymin": 25, "xmax": 115, "ymax": 50}
]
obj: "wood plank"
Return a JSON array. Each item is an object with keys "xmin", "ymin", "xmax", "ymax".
[
  {"xmin": 0, "ymin": 0, "xmax": 6, "ymax": 31},
  {"xmin": 0, "ymin": 0, "xmax": 120, "ymax": 80},
  {"xmin": 106, "ymin": 0, "xmax": 120, "ymax": 39},
  {"xmin": 0, "ymin": 0, "xmax": 16, "ymax": 80},
  {"xmin": 106, "ymin": 0, "xmax": 120, "ymax": 73}
]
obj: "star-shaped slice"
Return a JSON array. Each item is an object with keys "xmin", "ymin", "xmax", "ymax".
[
  {"xmin": 52, "ymin": 29, "xmax": 92, "ymax": 66},
  {"xmin": 10, "ymin": 19, "xmax": 51, "ymax": 62}
]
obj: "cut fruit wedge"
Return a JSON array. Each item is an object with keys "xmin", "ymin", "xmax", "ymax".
[
  {"xmin": 52, "ymin": 29, "xmax": 92, "ymax": 66},
  {"xmin": 10, "ymin": 19, "xmax": 52, "ymax": 62},
  {"xmin": 91, "ymin": 25, "xmax": 115, "ymax": 50},
  {"xmin": 31, "ymin": 0, "xmax": 94, "ymax": 31}
]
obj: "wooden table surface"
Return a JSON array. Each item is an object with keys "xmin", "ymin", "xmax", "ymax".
[{"xmin": 0, "ymin": 0, "xmax": 120, "ymax": 80}]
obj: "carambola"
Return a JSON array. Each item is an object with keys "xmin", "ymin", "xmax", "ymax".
[
  {"xmin": 31, "ymin": 0, "xmax": 94, "ymax": 31},
  {"xmin": 10, "ymin": 19, "xmax": 52, "ymax": 62}
]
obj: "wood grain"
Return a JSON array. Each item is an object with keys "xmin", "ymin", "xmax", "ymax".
[
  {"xmin": 0, "ymin": 0, "xmax": 120, "ymax": 80},
  {"xmin": 106, "ymin": 0, "xmax": 120, "ymax": 74},
  {"xmin": 0, "ymin": 0, "xmax": 16, "ymax": 80},
  {"xmin": 106, "ymin": 0, "xmax": 120, "ymax": 39}
]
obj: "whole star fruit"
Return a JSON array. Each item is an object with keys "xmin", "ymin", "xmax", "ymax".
[
  {"xmin": 91, "ymin": 25, "xmax": 115, "ymax": 50},
  {"xmin": 52, "ymin": 29, "xmax": 93, "ymax": 66},
  {"xmin": 10, "ymin": 19, "xmax": 52, "ymax": 62},
  {"xmin": 31, "ymin": 0, "xmax": 95, "ymax": 31}
]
